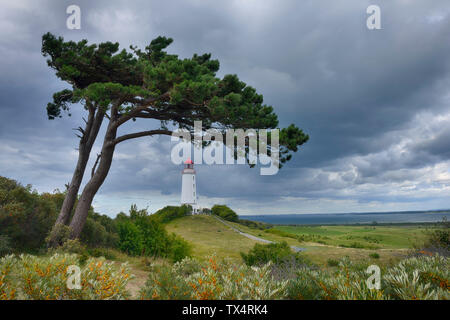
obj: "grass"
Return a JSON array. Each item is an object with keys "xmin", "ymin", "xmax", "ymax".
[
  {"xmin": 165, "ymin": 215, "xmax": 261, "ymax": 261},
  {"xmin": 90, "ymin": 216, "xmax": 430, "ymax": 289},
  {"xmin": 274, "ymin": 225, "xmax": 429, "ymax": 249},
  {"xmin": 164, "ymin": 215, "xmax": 415, "ymax": 266}
]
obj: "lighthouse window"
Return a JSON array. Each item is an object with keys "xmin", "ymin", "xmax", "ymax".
[{"xmin": 193, "ymin": 176, "xmax": 195, "ymax": 181}]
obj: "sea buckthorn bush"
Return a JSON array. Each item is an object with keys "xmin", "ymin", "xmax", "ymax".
[
  {"xmin": 286, "ymin": 257, "xmax": 386, "ymax": 300},
  {"xmin": 0, "ymin": 254, "xmax": 17, "ymax": 300},
  {"xmin": 140, "ymin": 255, "xmax": 287, "ymax": 300},
  {"xmin": 383, "ymin": 255, "xmax": 449, "ymax": 300},
  {"xmin": 0, "ymin": 253, "xmax": 132, "ymax": 300},
  {"xmin": 286, "ymin": 255, "xmax": 449, "ymax": 300},
  {"xmin": 142, "ymin": 255, "xmax": 449, "ymax": 300}
]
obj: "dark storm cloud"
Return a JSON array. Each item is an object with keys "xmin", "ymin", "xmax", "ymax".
[{"xmin": 1, "ymin": 0, "xmax": 450, "ymax": 215}]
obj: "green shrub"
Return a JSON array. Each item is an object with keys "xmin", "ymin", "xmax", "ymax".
[
  {"xmin": 168, "ymin": 234, "xmax": 192, "ymax": 263},
  {"xmin": 87, "ymin": 247, "xmax": 118, "ymax": 260},
  {"xmin": 0, "ymin": 176, "xmax": 118, "ymax": 252},
  {"xmin": 238, "ymin": 219, "xmax": 272, "ymax": 230},
  {"xmin": 116, "ymin": 205, "xmax": 191, "ymax": 261},
  {"xmin": 369, "ymin": 252, "xmax": 380, "ymax": 259},
  {"xmin": 418, "ymin": 218, "xmax": 450, "ymax": 256},
  {"xmin": 241, "ymin": 241, "xmax": 293, "ymax": 266},
  {"xmin": 339, "ymin": 242, "xmax": 379, "ymax": 250},
  {"xmin": 327, "ymin": 258, "xmax": 340, "ymax": 267},
  {"xmin": 0, "ymin": 177, "xmax": 64, "ymax": 251},
  {"xmin": 117, "ymin": 220, "xmax": 145, "ymax": 255},
  {"xmin": 0, "ymin": 235, "xmax": 12, "ymax": 257},
  {"xmin": 211, "ymin": 205, "xmax": 239, "ymax": 222},
  {"xmin": 152, "ymin": 205, "xmax": 191, "ymax": 223}
]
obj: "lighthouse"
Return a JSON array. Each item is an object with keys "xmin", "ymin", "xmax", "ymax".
[{"xmin": 181, "ymin": 158, "xmax": 198, "ymax": 214}]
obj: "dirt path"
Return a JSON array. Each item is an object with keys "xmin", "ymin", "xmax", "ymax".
[
  {"xmin": 110, "ymin": 260, "xmax": 149, "ymax": 299},
  {"xmin": 212, "ymin": 216, "xmax": 306, "ymax": 252},
  {"xmin": 126, "ymin": 266, "xmax": 149, "ymax": 299}
]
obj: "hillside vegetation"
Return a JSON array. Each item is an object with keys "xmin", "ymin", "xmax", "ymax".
[
  {"xmin": 274, "ymin": 225, "xmax": 429, "ymax": 249},
  {"xmin": 165, "ymin": 215, "xmax": 261, "ymax": 260}
]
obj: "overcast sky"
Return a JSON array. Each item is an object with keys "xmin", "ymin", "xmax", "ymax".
[{"xmin": 1, "ymin": 0, "xmax": 450, "ymax": 216}]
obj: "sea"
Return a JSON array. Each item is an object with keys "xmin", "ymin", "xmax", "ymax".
[{"xmin": 240, "ymin": 210, "xmax": 450, "ymax": 225}]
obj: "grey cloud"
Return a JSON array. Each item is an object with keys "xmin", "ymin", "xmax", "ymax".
[{"xmin": 1, "ymin": 0, "xmax": 450, "ymax": 215}]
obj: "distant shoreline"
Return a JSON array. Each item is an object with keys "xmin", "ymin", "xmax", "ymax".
[
  {"xmin": 240, "ymin": 209, "xmax": 450, "ymax": 217},
  {"xmin": 239, "ymin": 210, "xmax": 450, "ymax": 226}
]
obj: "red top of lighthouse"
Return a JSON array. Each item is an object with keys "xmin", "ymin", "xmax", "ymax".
[{"xmin": 184, "ymin": 158, "xmax": 193, "ymax": 165}]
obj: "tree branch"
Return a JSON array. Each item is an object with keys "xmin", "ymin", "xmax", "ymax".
[
  {"xmin": 114, "ymin": 129, "xmax": 173, "ymax": 145},
  {"xmin": 113, "ymin": 92, "xmax": 170, "ymax": 128},
  {"xmin": 91, "ymin": 153, "xmax": 101, "ymax": 178}
]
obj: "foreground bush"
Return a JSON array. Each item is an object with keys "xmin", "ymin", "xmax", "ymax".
[
  {"xmin": 0, "ymin": 255, "xmax": 16, "ymax": 300},
  {"xmin": 140, "ymin": 256, "xmax": 287, "ymax": 300},
  {"xmin": 141, "ymin": 254, "xmax": 449, "ymax": 300},
  {"xmin": 287, "ymin": 255, "xmax": 449, "ymax": 300},
  {"xmin": 0, "ymin": 253, "xmax": 132, "ymax": 300},
  {"xmin": 383, "ymin": 255, "xmax": 449, "ymax": 299}
]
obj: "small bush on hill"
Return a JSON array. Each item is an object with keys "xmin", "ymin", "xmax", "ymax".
[
  {"xmin": 211, "ymin": 205, "xmax": 239, "ymax": 222},
  {"xmin": 238, "ymin": 219, "xmax": 272, "ymax": 230},
  {"xmin": 327, "ymin": 258, "xmax": 339, "ymax": 267},
  {"xmin": 241, "ymin": 241, "xmax": 294, "ymax": 266},
  {"xmin": 152, "ymin": 205, "xmax": 191, "ymax": 223},
  {"xmin": 369, "ymin": 252, "xmax": 380, "ymax": 259}
]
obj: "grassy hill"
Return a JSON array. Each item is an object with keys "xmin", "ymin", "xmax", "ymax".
[
  {"xmin": 165, "ymin": 215, "xmax": 261, "ymax": 260},
  {"xmin": 163, "ymin": 215, "xmax": 425, "ymax": 266}
]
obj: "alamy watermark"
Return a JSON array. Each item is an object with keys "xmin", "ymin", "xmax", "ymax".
[
  {"xmin": 66, "ymin": 5, "xmax": 81, "ymax": 30},
  {"xmin": 367, "ymin": 5, "xmax": 381, "ymax": 30},
  {"xmin": 366, "ymin": 264, "xmax": 381, "ymax": 290},
  {"xmin": 171, "ymin": 121, "xmax": 280, "ymax": 175},
  {"xmin": 66, "ymin": 265, "xmax": 81, "ymax": 290}
]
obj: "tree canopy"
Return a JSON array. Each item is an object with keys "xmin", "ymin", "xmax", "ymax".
[
  {"xmin": 42, "ymin": 32, "xmax": 308, "ymax": 163},
  {"xmin": 41, "ymin": 32, "xmax": 309, "ymax": 239}
]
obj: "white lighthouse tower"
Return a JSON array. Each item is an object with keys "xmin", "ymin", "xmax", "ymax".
[{"xmin": 181, "ymin": 158, "xmax": 198, "ymax": 214}]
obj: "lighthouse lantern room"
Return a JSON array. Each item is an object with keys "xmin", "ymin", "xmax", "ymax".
[{"xmin": 181, "ymin": 158, "xmax": 198, "ymax": 214}]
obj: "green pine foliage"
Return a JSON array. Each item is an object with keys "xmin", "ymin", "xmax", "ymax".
[{"xmin": 42, "ymin": 33, "xmax": 309, "ymax": 166}]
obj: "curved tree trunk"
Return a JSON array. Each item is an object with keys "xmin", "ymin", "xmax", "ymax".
[
  {"xmin": 69, "ymin": 120, "xmax": 117, "ymax": 239},
  {"xmin": 47, "ymin": 107, "xmax": 104, "ymax": 247}
]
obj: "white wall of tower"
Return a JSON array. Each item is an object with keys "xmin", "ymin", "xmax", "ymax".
[{"xmin": 181, "ymin": 168, "xmax": 197, "ymax": 212}]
